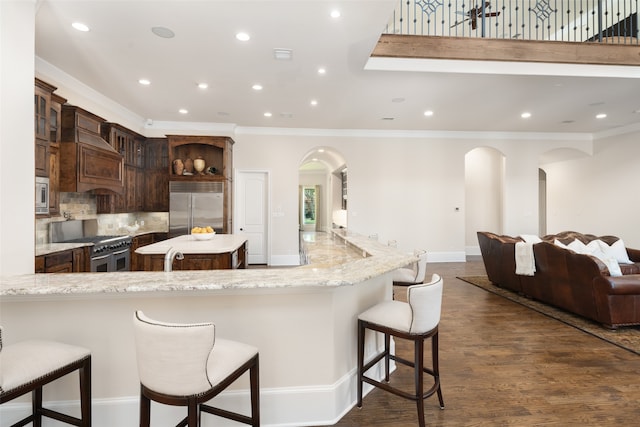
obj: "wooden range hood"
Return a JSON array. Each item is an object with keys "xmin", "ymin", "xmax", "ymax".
[{"xmin": 59, "ymin": 105, "xmax": 124, "ymax": 194}]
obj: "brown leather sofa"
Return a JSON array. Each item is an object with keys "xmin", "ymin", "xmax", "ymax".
[{"xmin": 477, "ymin": 231, "xmax": 640, "ymax": 328}]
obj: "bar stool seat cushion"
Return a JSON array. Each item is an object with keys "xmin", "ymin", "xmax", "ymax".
[
  {"xmin": 358, "ymin": 301, "xmax": 413, "ymax": 333},
  {"xmin": 207, "ymin": 339, "xmax": 258, "ymax": 387},
  {"xmin": 1, "ymin": 340, "xmax": 90, "ymax": 394}
]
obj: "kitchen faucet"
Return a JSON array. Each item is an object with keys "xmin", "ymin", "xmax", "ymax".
[{"xmin": 164, "ymin": 247, "xmax": 184, "ymax": 272}]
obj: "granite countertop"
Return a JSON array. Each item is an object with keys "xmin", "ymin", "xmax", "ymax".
[
  {"xmin": 35, "ymin": 242, "xmax": 94, "ymax": 257},
  {"xmin": 135, "ymin": 234, "xmax": 247, "ymax": 255},
  {"xmin": 3, "ymin": 231, "xmax": 416, "ymax": 297}
]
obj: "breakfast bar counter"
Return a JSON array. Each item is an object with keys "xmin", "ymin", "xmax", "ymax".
[{"xmin": 0, "ymin": 231, "xmax": 417, "ymax": 426}]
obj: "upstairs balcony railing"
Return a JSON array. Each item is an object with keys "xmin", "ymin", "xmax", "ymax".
[{"xmin": 385, "ymin": 0, "xmax": 639, "ymax": 44}]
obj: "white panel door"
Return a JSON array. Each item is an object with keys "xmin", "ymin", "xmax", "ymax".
[{"xmin": 235, "ymin": 171, "xmax": 268, "ymax": 264}]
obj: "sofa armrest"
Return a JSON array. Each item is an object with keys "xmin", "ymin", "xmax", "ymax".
[
  {"xmin": 594, "ymin": 275, "xmax": 640, "ymax": 295},
  {"xmin": 587, "ymin": 254, "xmax": 610, "ymax": 275}
]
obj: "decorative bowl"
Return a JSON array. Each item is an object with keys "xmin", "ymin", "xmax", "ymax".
[{"xmin": 192, "ymin": 232, "xmax": 215, "ymax": 241}]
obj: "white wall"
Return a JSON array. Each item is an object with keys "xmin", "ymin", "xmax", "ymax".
[
  {"xmin": 1, "ymin": 1, "xmax": 36, "ymax": 276},
  {"xmin": 465, "ymin": 147, "xmax": 504, "ymax": 251},
  {"xmin": 544, "ymin": 129, "xmax": 640, "ymax": 248},
  {"xmin": 233, "ymin": 132, "xmax": 601, "ymax": 262}
]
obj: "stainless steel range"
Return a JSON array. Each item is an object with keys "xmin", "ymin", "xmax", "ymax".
[{"xmin": 51, "ymin": 219, "xmax": 132, "ymax": 272}]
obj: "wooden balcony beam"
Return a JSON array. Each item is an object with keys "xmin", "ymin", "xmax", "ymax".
[{"xmin": 372, "ymin": 34, "xmax": 640, "ymax": 67}]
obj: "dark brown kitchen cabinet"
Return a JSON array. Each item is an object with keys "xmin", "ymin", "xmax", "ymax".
[
  {"xmin": 48, "ymin": 93, "xmax": 66, "ymax": 216},
  {"xmin": 130, "ymin": 233, "xmax": 155, "ymax": 271},
  {"xmin": 35, "ymin": 79, "xmax": 65, "ymax": 217},
  {"xmin": 60, "ymin": 106, "xmax": 124, "ymax": 194},
  {"xmin": 141, "ymin": 245, "xmax": 247, "ymax": 271},
  {"xmin": 35, "ymin": 247, "xmax": 89, "ymax": 273},
  {"xmin": 34, "ymin": 79, "xmax": 55, "ymax": 178},
  {"xmin": 143, "ymin": 138, "xmax": 169, "ymax": 212},
  {"xmin": 97, "ymin": 123, "xmax": 145, "ymax": 213}
]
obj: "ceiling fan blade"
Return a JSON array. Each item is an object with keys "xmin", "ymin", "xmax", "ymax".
[{"xmin": 450, "ymin": 17, "xmax": 470, "ymax": 28}]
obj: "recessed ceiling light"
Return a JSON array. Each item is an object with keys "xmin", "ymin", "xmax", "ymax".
[
  {"xmin": 280, "ymin": 112, "xmax": 293, "ymax": 118},
  {"xmin": 197, "ymin": 83, "xmax": 208, "ymax": 89},
  {"xmin": 330, "ymin": 10, "xmax": 341, "ymax": 18},
  {"xmin": 236, "ymin": 32, "xmax": 250, "ymax": 41},
  {"xmin": 310, "ymin": 99, "xmax": 318, "ymax": 106},
  {"xmin": 521, "ymin": 112, "xmax": 532, "ymax": 119},
  {"xmin": 72, "ymin": 22, "xmax": 90, "ymax": 32},
  {"xmin": 312, "ymin": 158, "xmax": 318, "ymax": 162},
  {"xmin": 264, "ymin": 112, "xmax": 272, "ymax": 117},
  {"xmin": 381, "ymin": 117, "xmax": 394, "ymax": 121},
  {"xmin": 151, "ymin": 26, "xmax": 175, "ymax": 38},
  {"xmin": 178, "ymin": 108, "xmax": 188, "ymax": 114},
  {"xmin": 596, "ymin": 113, "xmax": 607, "ymax": 119},
  {"xmin": 252, "ymin": 84, "xmax": 263, "ymax": 91},
  {"xmin": 318, "ymin": 67, "xmax": 326, "ymax": 75},
  {"xmin": 424, "ymin": 110, "xmax": 434, "ymax": 117},
  {"xmin": 318, "ymin": 149, "xmax": 325, "ymax": 153},
  {"xmin": 138, "ymin": 79, "xmax": 151, "ymax": 86}
]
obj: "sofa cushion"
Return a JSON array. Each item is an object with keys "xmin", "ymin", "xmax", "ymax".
[{"xmin": 620, "ymin": 263, "xmax": 640, "ymax": 275}]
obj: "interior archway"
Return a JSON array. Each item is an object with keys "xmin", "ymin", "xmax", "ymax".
[{"xmin": 298, "ymin": 147, "xmax": 347, "ymax": 232}]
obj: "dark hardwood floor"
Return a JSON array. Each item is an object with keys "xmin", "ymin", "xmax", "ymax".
[{"xmin": 326, "ymin": 260, "xmax": 640, "ymax": 426}]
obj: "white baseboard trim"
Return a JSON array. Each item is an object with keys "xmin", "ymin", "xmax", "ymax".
[
  {"xmin": 466, "ymin": 245, "xmax": 481, "ymax": 256},
  {"xmin": 269, "ymin": 254, "xmax": 302, "ymax": 266},
  {"xmin": 0, "ymin": 362, "xmax": 389, "ymax": 427},
  {"xmin": 427, "ymin": 251, "xmax": 467, "ymax": 263}
]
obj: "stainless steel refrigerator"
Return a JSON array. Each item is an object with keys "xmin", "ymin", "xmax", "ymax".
[{"xmin": 169, "ymin": 181, "xmax": 224, "ymax": 237}]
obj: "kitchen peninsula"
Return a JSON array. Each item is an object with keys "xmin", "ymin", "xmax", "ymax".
[
  {"xmin": 134, "ymin": 234, "xmax": 248, "ymax": 270},
  {"xmin": 0, "ymin": 231, "xmax": 416, "ymax": 426}
]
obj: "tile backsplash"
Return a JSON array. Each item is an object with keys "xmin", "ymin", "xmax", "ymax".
[{"xmin": 35, "ymin": 192, "xmax": 168, "ymax": 245}]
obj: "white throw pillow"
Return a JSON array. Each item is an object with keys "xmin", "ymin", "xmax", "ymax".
[
  {"xmin": 585, "ymin": 240, "xmax": 623, "ymax": 277},
  {"xmin": 609, "ymin": 239, "xmax": 633, "ymax": 264},
  {"xmin": 567, "ymin": 239, "xmax": 587, "ymax": 253},
  {"xmin": 554, "ymin": 239, "xmax": 570, "ymax": 250}
]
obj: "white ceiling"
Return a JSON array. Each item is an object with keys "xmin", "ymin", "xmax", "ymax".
[{"xmin": 35, "ymin": 0, "xmax": 640, "ymax": 134}]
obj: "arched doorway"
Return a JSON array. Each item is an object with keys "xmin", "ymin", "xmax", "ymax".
[{"xmin": 298, "ymin": 147, "xmax": 347, "ymax": 232}]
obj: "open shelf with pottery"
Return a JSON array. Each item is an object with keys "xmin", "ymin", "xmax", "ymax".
[{"xmin": 168, "ymin": 135, "xmax": 233, "ymax": 181}]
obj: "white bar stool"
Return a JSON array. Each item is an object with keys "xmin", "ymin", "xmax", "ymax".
[
  {"xmin": 357, "ymin": 273, "xmax": 444, "ymax": 427},
  {"xmin": 393, "ymin": 250, "xmax": 428, "ymax": 285},
  {"xmin": 132, "ymin": 310, "xmax": 259, "ymax": 427},
  {"xmin": 0, "ymin": 327, "xmax": 92, "ymax": 427}
]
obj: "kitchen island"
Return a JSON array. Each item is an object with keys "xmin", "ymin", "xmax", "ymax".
[
  {"xmin": 0, "ymin": 230, "xmax": 417, "ymax": 427},
  {"xmin": 134, "ymin": 234, "xmax": 248, "ymax": 270}
]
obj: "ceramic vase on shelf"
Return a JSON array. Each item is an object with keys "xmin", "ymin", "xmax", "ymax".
[
  {"xmin": 172, "ymin": 159, "xmax": 184, "ymax": 175},
  {"xmin": 194, "ymin": 157, "xmax": 205, "ymax": 175},
  {"xmin": 184, "ymin": 158, "xmax": 194, "ymax": 174}
]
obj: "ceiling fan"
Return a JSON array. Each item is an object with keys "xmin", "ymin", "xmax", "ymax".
[{"xmin": 451, "ymin": 1, "xmax": 501, "ymax": 30}]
